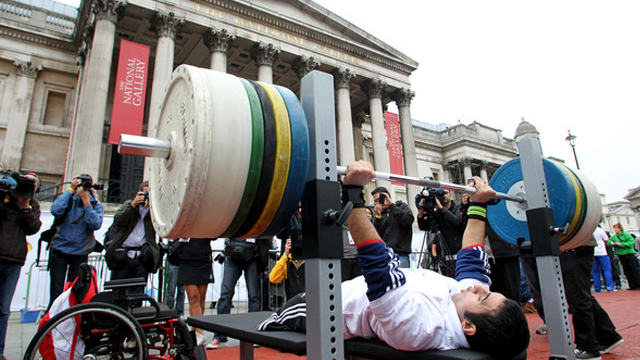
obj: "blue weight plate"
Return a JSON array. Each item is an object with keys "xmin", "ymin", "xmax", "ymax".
[
  {"xmin": 258, "ymin": 85, "xmax": 310, "ymax": 237},
  {"xmin": 487, "ymin": 158, "xmax": 577, "ymax": 246}
]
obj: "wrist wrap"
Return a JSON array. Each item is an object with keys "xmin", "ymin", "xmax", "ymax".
[
  {"xmin": 467, "ymin": 202, "xmax": 487, "ymax": 222},
  {"xmin": 342, "ymin": 185, "xmax": 365, "ymax": 208}
]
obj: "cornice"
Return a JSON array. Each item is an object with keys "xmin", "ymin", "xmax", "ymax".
[
  {"xmin": 0, "ymin": 27, "xmax": 76, "ymax": 52},
  {"xmin": 199, "ymin": 0, "xmax": 416, "ymax": 75}
]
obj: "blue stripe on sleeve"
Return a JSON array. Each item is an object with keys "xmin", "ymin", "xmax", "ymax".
[
  {"xmin": 357, "ymin": 241, "xmax": 406, "ymax": 301},
  {"xmin": 455, "ymin": 246, "xmax": 491, "ymax": 284}
]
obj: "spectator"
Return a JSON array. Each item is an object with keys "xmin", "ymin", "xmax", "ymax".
[
  {"xmin": 178, "ymin": 238, "xmax": 214, "ymax": 347},
  {"xmin": 164, "ymin": 238, "xmax": 185, "ymax": 317},
  {"xmin": 417, "ymin": 189, "xmax": 464, "ymax": 277},
  {"xmin": 592, "ymin": 226, "xmax": 615, "ymax": 292},
  {"xmin": 269, "ymin": 238, "xmax": 305, "ymax": 300},
  {"xmin": 560, "ymin": 238, "xmax": 624, "ymax": 359},
  {"xmin": 0, "ymin": 173, "xmax": 41, "ymax": 359},
  {"xmin": 105, "ymin": 180, "xmax": 161, "ymax": 295},
  {"xmin": 210, "ymin": 238, "xmax": 262, "ymax": 348},
  {"xmin": 608, "ymin": 223, "xmax": 640, "ymax": 290},
  {"xmin": 372, "ymin": 187, "xmax": 414, "ymax": 268},
  {"xmin": 48, "ymin": 174, "xmax": 104, "ymax": 308}
]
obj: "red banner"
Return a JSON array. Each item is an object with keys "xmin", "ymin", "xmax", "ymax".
[
  {"xmin": 109, "ymin": 40, "xmax": 150, "ymax": 145},
  {"xmin": 384, "ymin": 111, "xmax": 404, "ymax": 185}
]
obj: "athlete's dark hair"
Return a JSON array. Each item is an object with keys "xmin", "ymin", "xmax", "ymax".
[{"xmin": 464, "ymin": 298, "xmax": 529, "ymax": 358}]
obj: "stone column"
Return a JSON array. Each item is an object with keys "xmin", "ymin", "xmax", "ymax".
[
  {"xmin": 353, "ymin": 116, "xmax": 366, "ymax": 161},
  {"xmin": 292, "ymin": 55, "xmax": 320, "ymax": 79},
  {"xmin": 203, "ymin": 28, "xmax": 235, "ymax": 72},
  {"xmin": 65, "ymin": 0, "xmax": 125, "ymax": 181},
  {"xmin": 147, "ymin": 12, "xmax": 183, "ymax": 139},
  {"xmin": 391, "ymin": 88, "xmax": 420, "ymax": 214},
  {"xmin": 0, "ymin": 61, "xmax": 42, "ymax": 170},
  {"xmin": 332, "ymin": 67, "xmax": 355, "ymax": 165},
  {"xmin": 250, "ymin": 42, "xmax": 280, "ymax": 84},
  {"xmin": 480, "ymin": 160, "xmax": 489, "ymax": 181},
  {"xmin": 362, "ymin": 78, "xmax": 393, "ymax": 195},
  {"xmin": 461, "ymin": 157, "xmax": 473, "ymax": 182}
]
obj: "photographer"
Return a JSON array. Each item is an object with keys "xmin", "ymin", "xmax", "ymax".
[
  {"xmin": 372, "ymin": 187, "xmax": 414, "ymax": 268},
  {"xmin": 417, "ymin": 188, "xmax": 464, "ymax": 278},
  {"xmin": 105, "ymin": 180, "xmax": 160, "ymax": 295},
  {"xmin": 211, "ymin": 238, "xmax": 263, "ymax": 348},
  {"xmin": 48, "ymin": 174, "xmax": 104, "ymax": 309},
  {"xmin": 0, "ymin": 172, "xmax": 41, "ymax": 359}
]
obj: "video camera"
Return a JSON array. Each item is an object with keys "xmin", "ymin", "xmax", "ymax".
[
  {"xmin": 415, "ymin": 187, "xmax": 446, "ymax": 211},
  {"xmin": 76, "ymin": 175, "xmax": 104, "ymax": 191},
  {"xmin": 0, "ymin": 169, "xmax": 37, "ymax": 199}
]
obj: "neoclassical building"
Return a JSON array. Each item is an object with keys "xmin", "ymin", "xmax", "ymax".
[{"xmin": 0, "ymin": 0, "xmax": 517, "ymax": 208}]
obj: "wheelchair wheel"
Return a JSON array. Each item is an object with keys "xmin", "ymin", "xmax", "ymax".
[{"xmin": 24, "ymin": 302, "xmax": 148, "ymax": 360}]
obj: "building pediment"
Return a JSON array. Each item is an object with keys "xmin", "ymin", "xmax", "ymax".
[{"xmin": 624, "ymin": 185, "xmax": 640, "ymax": 201}]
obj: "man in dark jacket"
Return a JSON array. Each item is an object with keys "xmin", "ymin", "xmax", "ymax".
[
  {"xmin": 372, "ymin": 187, "xmax": 414, "ymax": 268},
  {"xmin": 0, "ymin": 173, "xmax": 41, "ymax": 358},
  {"xmin": 105, "ymin": 181, "xmax": 160, "ymax": 294},
  {"xmin": 417, "ymin": 189, "xmax": 464, "ymax": 277}
]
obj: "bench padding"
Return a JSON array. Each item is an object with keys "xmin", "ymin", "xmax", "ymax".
[{"xmin": 187, "ymin": 312, "xmax": 509, "ymax": 360}]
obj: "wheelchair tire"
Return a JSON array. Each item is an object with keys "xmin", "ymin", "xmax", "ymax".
[{"xmin": 23, "ymin": 302, "xmax": 148, "ymax": 360}]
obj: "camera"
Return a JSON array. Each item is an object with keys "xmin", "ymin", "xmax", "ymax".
[
  {"xmin": 415, "ymin": 188, "xmax": 446, "ymax": 211},
  {"xmin": 142, "ymin": 190, "xmax": 149, "ymax": 202},
  {"xmin": 214, "ymin": 253, "xmax": 226, "ymax": 264},
  {"xmin": 0, "ymin": 169, "xmax": 37, "ymax": 199},
  {"xmin": 76, "ymin": 175, "xmax": 104, "ymax": 191}
]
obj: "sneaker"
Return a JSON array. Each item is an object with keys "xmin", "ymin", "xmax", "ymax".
[
  {"xmin": 196, "ymin": 332, "xmax": 207, "ymax": 346},
  {"xmin": 536, "ymin": 324, "xmax": 547, "ymax": 335},
  {"xmin": 599, "ymin": 338, "xmax": 624, "ymax": 353},
  {"xmin": 574, "ymin": 349, "xmax": 601, "ymax": 360},
  {"xmin": 206, "ymin": 339, "xmax": 226, "ymax": 349},
  {"xmin": 521, "ymin": 301, "xmax": 536, "ymax": 313}
]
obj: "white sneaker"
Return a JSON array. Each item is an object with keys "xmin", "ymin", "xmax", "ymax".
[{"xmin": 196, "ymin": 332, "xmax": 207, "ymax": 346}]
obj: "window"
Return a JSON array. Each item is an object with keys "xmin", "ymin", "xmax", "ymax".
[{"xmin": 43, "ymin": 90, "xmax": 66, "ymax": 127}]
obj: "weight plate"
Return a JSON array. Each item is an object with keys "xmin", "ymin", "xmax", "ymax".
[
  {"xmin": 557, "ymin": 162, "xmax": 584, "ymax": 245},
  {"xmin": 232, "ymin": 81, "xmax": 278, "ymax": 238},
  {"xmin": 220, "ymin": 78, "xmax": 266, "ymax": 237},
  {"xmin": 242, "ymin": 82, "xmax": 292, "ymax": 238},
  {"xmin": 259, "ymin": 85, "xmax": 310, "ymax": 237},
  {"xmin": 487, "ymin": 158, "xmax": 577, "ymax": 246},
  {"xmin": 559, "ymin": 165, "xmax": 602, "ymax": 251},
  {"xmin": 150, "ymin": 65, "xmax": 252, "ymax": 238}
]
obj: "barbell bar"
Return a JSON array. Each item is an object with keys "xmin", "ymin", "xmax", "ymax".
[
  {"xmin": 117, "ymin": 65, "xmax": 599, "ymax": 251},
  {"xmin": 119, "ymin": 134, "xmax": 525, "ymax": 204}
]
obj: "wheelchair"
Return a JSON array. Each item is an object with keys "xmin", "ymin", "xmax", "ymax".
[{"xmin": 23, "ymin": 276, "xmax": 205, "ymax": 360}]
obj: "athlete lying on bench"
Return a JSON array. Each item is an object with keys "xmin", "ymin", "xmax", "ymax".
[{"xmin": 259, "ymin": 160, "xmax": 529, "ymax": 359}]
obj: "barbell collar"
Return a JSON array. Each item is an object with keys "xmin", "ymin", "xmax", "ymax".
[
  {"xmin": 119, "ymin": 134, "xmax": 171, "ymax": 159},
  {"xmin": 335, "ymin": 166, "xmax": 525, "ymax": 203}
]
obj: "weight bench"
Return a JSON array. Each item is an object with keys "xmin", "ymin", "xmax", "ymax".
[{"xmin": 188, "ymin": 312, "xmax": 523, "ymax": 360}]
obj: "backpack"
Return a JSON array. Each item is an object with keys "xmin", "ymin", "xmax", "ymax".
[{"xmin": 38, "ymin": 264, "xmax": 99, "ymax": 360}]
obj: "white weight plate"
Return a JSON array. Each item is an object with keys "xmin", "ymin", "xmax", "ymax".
[{"xmin": 150, "ymin": 65, "xmax": 252, "ymax": 238}]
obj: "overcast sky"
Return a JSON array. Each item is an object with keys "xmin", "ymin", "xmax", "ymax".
[
  {"xmin": 312, "ymin": 0, "xmax": 640, "ymax": 203},
  {"xmin": 57, "ymin": 0, "xmax": 640, "ymax": 203}
]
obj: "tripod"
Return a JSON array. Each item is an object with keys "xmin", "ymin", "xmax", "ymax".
[{"xmin": 418, "ymin": 213, "xmax": 455, "ymax": 277}]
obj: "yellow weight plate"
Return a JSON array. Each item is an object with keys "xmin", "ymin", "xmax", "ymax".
[
  {"xmin": 242, "ymin": 82, "xmax": 292, "ymax": 238},
  {"xmin": 557, "ymin": 162, "xmax": 583, "ymax": 245}
]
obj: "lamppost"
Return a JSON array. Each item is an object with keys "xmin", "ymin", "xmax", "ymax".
[{"xmin": 565, "ymin": 130, "xmax": 580, "ymax": 169}]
